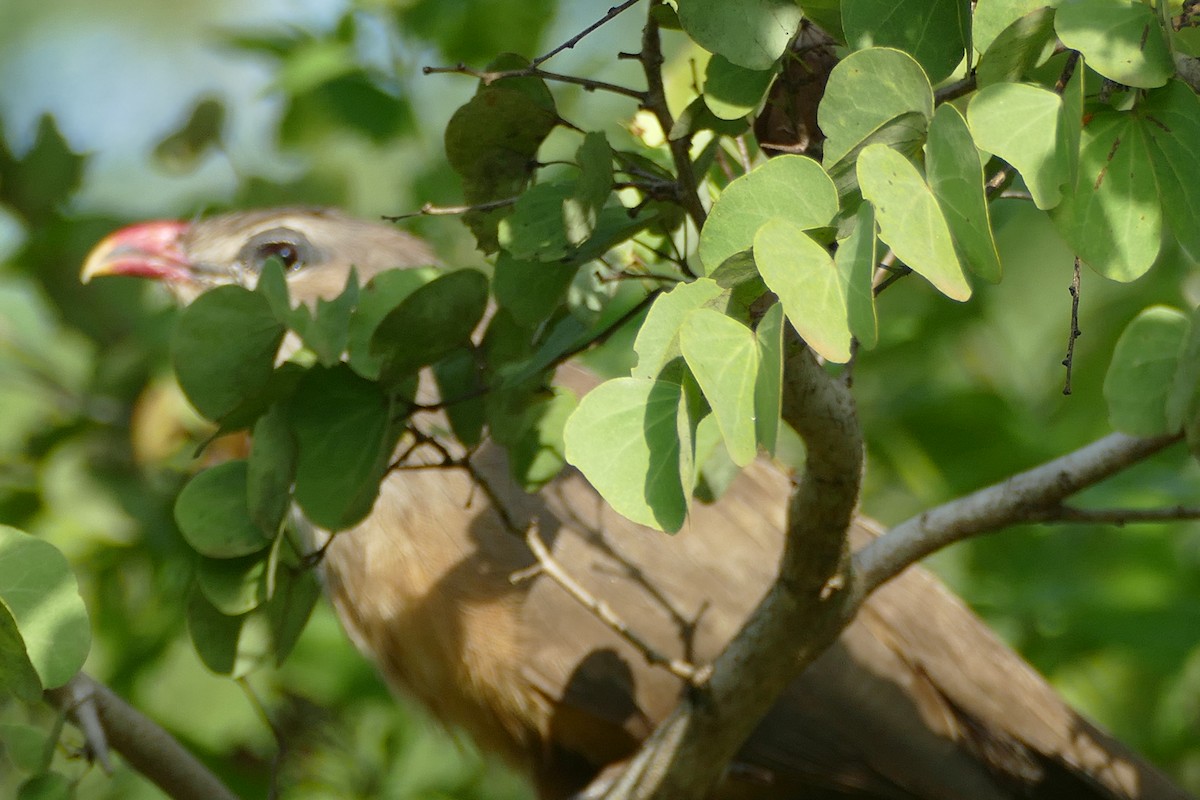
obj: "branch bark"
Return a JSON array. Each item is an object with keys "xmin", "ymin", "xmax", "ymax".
[
  {"xmin": 850, "ymin": 430, "xmax": 1182, "ymax": 603},
  {"xmin": 46, "ymin": 672, "xmax": 239, "ymax": 800},
  {"xmin": 600, "ymin": 332, "xmax": 863, "ymax": 798}
]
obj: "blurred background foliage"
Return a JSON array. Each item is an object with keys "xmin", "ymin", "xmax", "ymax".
[{"xmin": 0, "ymin": 0, "xmax": 1196, "ymax": 797}]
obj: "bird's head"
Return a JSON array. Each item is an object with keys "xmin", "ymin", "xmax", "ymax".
[{"xmin": 81, "ymin": 206, "xmax": 435, "ymax": 302}]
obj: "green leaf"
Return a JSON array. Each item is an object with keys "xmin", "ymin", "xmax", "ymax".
[
  {"xmin": 196, "ymin": 554, "xmax": 268, "ymax": 616},
  {"xmin": 680, "ymin": 309, "xmax": 759, "ymax": 466},
  {"xmin": 172, "ymin": 285, "xmax": 286, "ymax": 420},
  {"xmin": 1167, "ymin": 306, "xmax": 1200, "ymax": 432},
  {"xmin": 567, "ymin": 131, "xmax": 614, "ymax": 244},
  {"xmin": 1051, "ymin": 110, "xmax": 1161, "ymax": 282},
  {"xmin": 0, "ymin": 602, "xmax": 44, "ymax": 701},
  {"xmin": 857, "ymin": 145, "xmax": 971, "ymax": 301},
  {"xmin": 699, "ymin": 155, "xmax": 838, "ymax": 272},
  {"xmin": 294, "ymin": 269, "xmax": 358, "ymax": 366},
  {"xmin": 0, "ymin": 527, "xmax": 90, "ymax": 691},
  {"xmin": 1140, "ymin": 83, "xmax": 1200, "ymax": 264},
  {"xmin": 1104, "ymin": 306, "xmax": 1189, "ymax": 436},
  {"xmin": 976, "ymin": 6, "xmax": 1058, "ymax": 87},
  {"xmin": 289, "ymin": 365, "xmax": 395, "ymax": 531},
  {"xmin": 371, "ymin": 270, "xmax": 489, "ymax": 384},
  {"xmin": 508, "ymin": 386, "xmax": 577, "ymax": 491},
  {"xmin": 445, "ymin": 86, "xmax": 558, "ymax": 251},
  {"xmin": 17, "ymin": 771, "xmax": 72, "ymax": 800},
  {"xmin": 1056, "ymin": 0, "xmax": 1173, "ymax": 88},
  {"xmin": 265, "ymin": 556, "xmax": 321, "ymax": 666},
  {"xmin": 499, "ymin": 182, "xmax": 576, "ymax": 261},
  {"xmin": 153, "ymin": 97, "xmax": 226, "ymax": 172},
  {"xmin": 925, "ymin": 104, "xmax": 1003, "ymax": 283},
  {"xmin": 834, "ymin": 203, "xmax": 880, "ymax": 348},
  {"xmin": 842, "ymin": 0, "xmax": 971, "ymax": 83},
  {"xmin": 247, "ymin": 404, "xmax": 297, "ymax": 536},
  {"xmin": 346, "ymin": 267, "xmax": 440, "ymax": 380},
  {"xmin": 176, "ymin": 461, "xmax": 273, "ymax": 558},
  {"xmin": 973, "ymin": 0, "xmax": 1062, "ymax": 53},
  {"xmin": 187, "ymin": 589, "xmax": 269, "ymax": 678},
  {"xmin": 632, "ymin": 279, "xmax": 725, "ymax": 379},
  {"xmin": 703, "ymin": 55, "xmax": 778, "ymax": 119},
  {"xmin": 563, "ymin": 378, "xmax": 690, "ymax": 531},
  {"xmin": 967, "ymin": 82, "xmax": 1066, "ymax": 209},
  {"xmin": 432, "ymin": 349, "xmax": 487, "ymax": 448},
  {"xmin": 754, "ymin": 302, "xmax": 784, "ymax": 454},
  {"xmin": 819, "ymin": 48, "xmax": 934, "ymax": 167},
  {"xmin": 676, "ymin": 0, "xmax": 803, "ymax": 69},
  {"xmin": 493, "ymin": 252, "xmax": 578, "ymax": 328},
  {"xmin": 0, "ymin": 723, "xmax": 51, "ymax": 772},
  {"xmin": 754, "ymin": 218, "xmax": 852, "ymax": 362}
]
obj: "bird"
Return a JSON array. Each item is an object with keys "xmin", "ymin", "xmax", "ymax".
[{"xmin": 81, "ymin": 207, "xmax": 1192, "ymax": 800}]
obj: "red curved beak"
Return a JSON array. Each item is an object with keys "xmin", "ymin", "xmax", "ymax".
[{"xmin": 80, "ymin": 220, "xmax": 193, "ymax": 284}]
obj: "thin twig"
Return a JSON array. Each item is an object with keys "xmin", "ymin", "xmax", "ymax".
[
  {"xmin": 1062, "ymin": 257, "xmax": 1082, "ymax": 395},
  {"xmin": 532, "ymin": 0, "xmax": 644, "ymax": 66},
  {"xmin": 382, "ymin": 196, "xmax": 518, "ymax": 222},
  {"xmin": 639, "ymin": 0, "xmax": 708, "ymax": 236},
  {"xmin": 519, "ymin": 521, "xmax": 704, "ymax": 685},
  {"xmin": 422, "ymin": 64, "xmax": 645, "ymax": 100},
  {"xmin": 851, "ymin": 431, "xmax": 1182, "ymax": 601}
]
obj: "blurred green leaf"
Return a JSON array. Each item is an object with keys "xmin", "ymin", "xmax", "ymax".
[
  {"xmin": 0, "ymin": 116, "xmax": 84, "ymax": 224},
  {"xmin": 1104, "ymin": 306, "xmax": 1189, "ymax": 436},
  {"xmin": 153, "ymin": 97, "xmax": 226, "ymax": 173},
  {"xmin": 196, "ymin": 553, "xmax": 267, "ymax": 616},
  {"xmin": 17, "ymin": 771, "xmax": 71, "ymax": 800},
  {"xmin": 753, "ymin": 301, "xmax": 784, "ymax": 455},
  {"xmin": 0, "ymin": 602, "xmax": 42, "ymax": 702},
  {"xmin": 0, "ymin": 526, "xmax": 90, "ymax": 691}
]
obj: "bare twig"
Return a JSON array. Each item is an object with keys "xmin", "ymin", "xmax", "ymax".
[
  {"xmin": 422, "ymin": 64, "xmax": 645, "ymax": 100},
  {"xmin": 46, "ymin": 673, "xmax": 238, "ymax": 800},
  {"xmin": 934, "ymin": 73, "xmax": 977, "ymax": 104},
  {"xmin": 1062, "ymin": 257, "xmax": 1082, "ymax": 395},
  {"xmin": 518, "ymin": 522, "xmax": 703, "ymax": 684},
  {"xmin": 851, "ymin": 430, "xmax": 1182, "ymax": 601},
  {"xmin": 382, "ymin": 196, "xmax": 518, "ymax": 223},
  {"xmin": 639, "ymin": 1, "xmax": 708, "ymax": 235},
  {"xmin": 532, "ymin": 0, "xmax": 644, "ymax": 66}
]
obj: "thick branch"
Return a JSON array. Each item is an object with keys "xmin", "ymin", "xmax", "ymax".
[
  {"xmin": 601, "ymin": 334, "xmax": 863, "ymax": 798},
  {"xmin": 851, "ymin": 431, "xmax": 1181, "ymax": 602},
  {"xmin": 46, "ymin": 672, "xmax": 239, "ymax": 800}
]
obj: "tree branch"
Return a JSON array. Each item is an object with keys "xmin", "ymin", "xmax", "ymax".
[
  {"xmin": 850, "ymin": 430, "xmax": 1182, "ymax": 602},
  {"xmin": 638, "ymin": 0, "xmax": 707, "ymax": 236},
  {"xmin": 600, "ymin": 332, "xmax": 863, "ymax": 798},
  {"xmin": 46, "ymin": 672, "xmax": 239, "ymax": 800}
]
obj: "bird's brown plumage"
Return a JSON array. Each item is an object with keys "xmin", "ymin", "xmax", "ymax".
[{"xmin": 83, "ymin": 208, "xmax": 1192, "ymax": 800}]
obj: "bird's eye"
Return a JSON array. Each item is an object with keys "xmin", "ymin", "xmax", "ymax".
[{"xmin": 258, "ymin": 241, "xmax": 303, "ymax": 271}]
